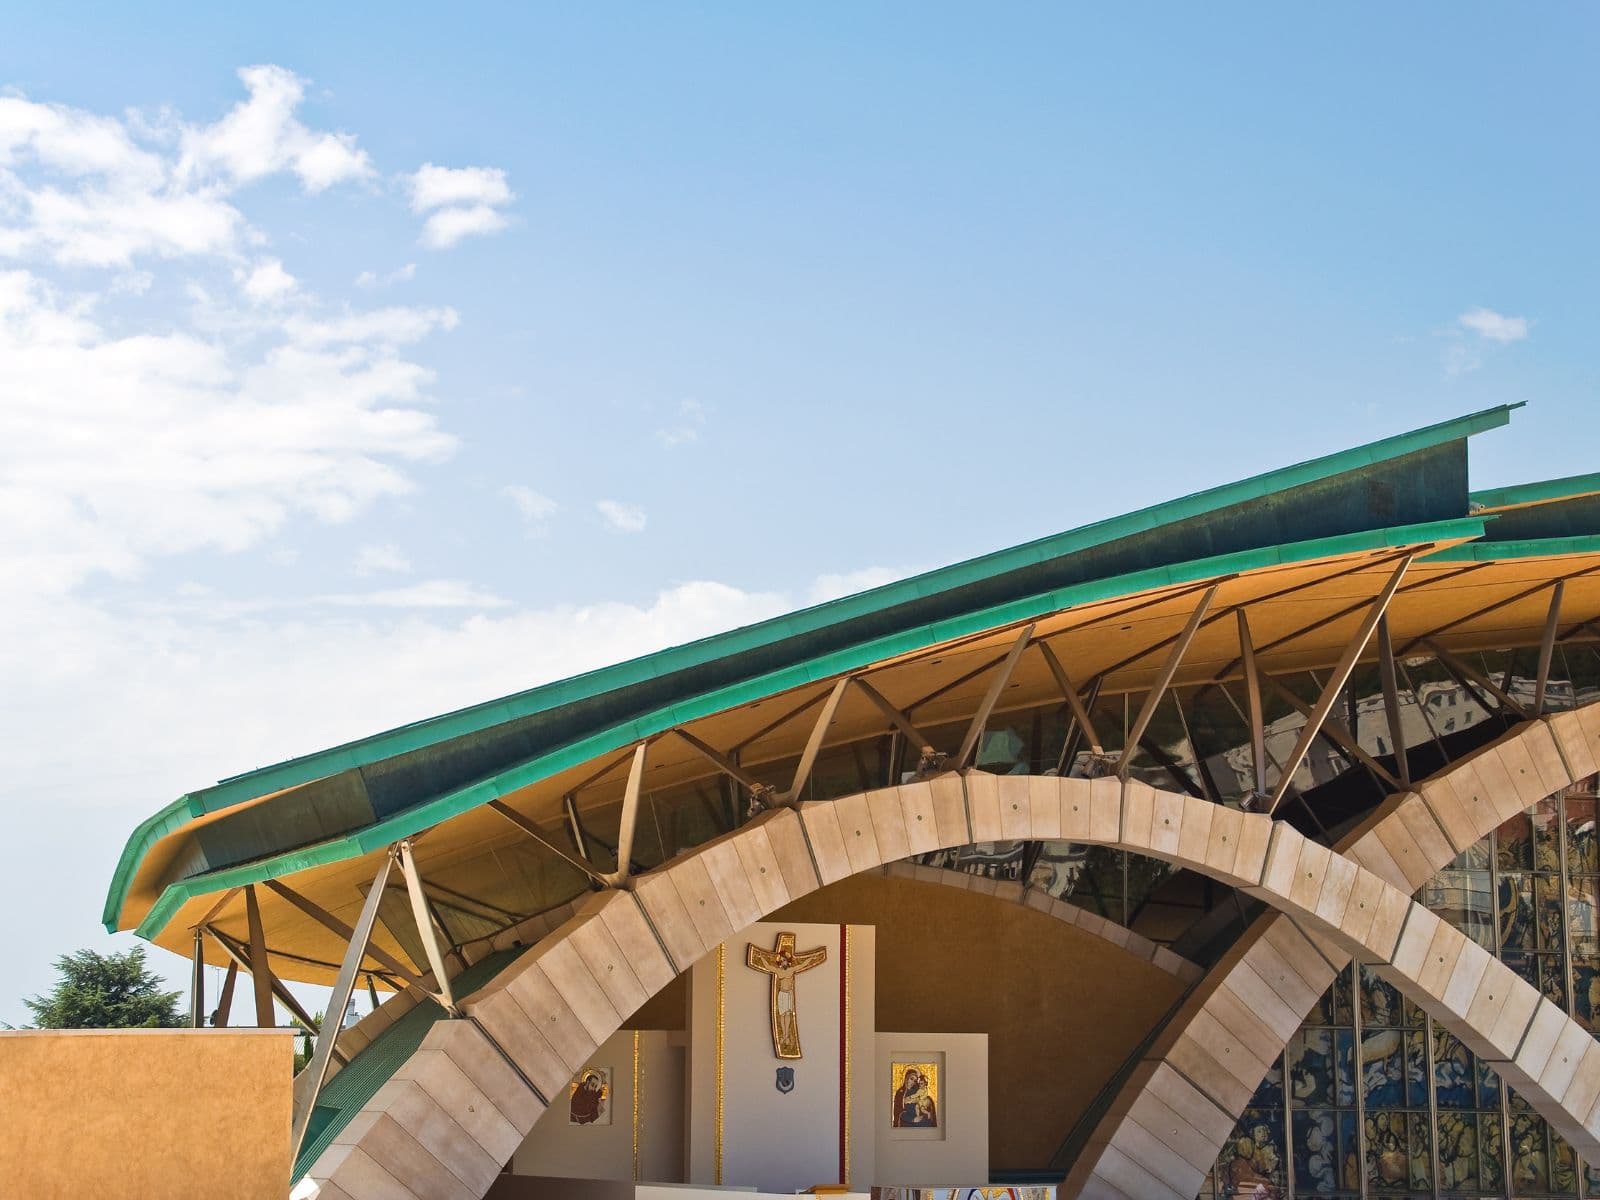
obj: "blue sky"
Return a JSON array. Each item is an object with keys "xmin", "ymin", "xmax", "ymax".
[{"xmin": 1, "ymin": 5, "xmax": 1594, "ymax": 1023}]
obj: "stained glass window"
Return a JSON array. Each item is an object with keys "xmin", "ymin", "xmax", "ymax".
[{"xmin": 1201, "ymin": 781, "xmax": 1600, "ymax": 1199}]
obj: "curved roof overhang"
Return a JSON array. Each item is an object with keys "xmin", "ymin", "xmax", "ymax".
[{"xmin": 106, "ymin": 404, "xmax": 1600, "ymax": 982}]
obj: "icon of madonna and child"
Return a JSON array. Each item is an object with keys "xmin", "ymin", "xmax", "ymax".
[{"xmin": 891, "ymin": 1062, "xmax": 940, "ymax": 1129}]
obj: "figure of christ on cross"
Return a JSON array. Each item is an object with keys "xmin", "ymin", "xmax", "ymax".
[{"xmin": 745, "ymin": 931, "xmax": 828, "ymax": 1060}]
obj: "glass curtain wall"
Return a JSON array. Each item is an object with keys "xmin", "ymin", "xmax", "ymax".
[{"xmin": 1200, "ymin": 783, "xmax": 1600, "ymax": 1200}]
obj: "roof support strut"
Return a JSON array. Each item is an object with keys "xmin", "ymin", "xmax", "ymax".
[
  {"xmin": 957, "ymin": 624, "xmax": 1037, "ymax": 769},
  {"xmin": 291, "ymin": 847, "xmax": 395, "ymax": 1161},
  {"xmin": 487, "ymin": 799, "xmax": 608, "ymax": 885},
  {"xmin": 1119, "ymin": 584, "xmax": 1220, "ymax": 781},
  {"xmin": 244, "ymin": 884, "xmax": 274, "ymax": 1029},
  {"xmin": 1038, "ymin": 641, "xmax": 1104, "ymax": 756},
  {"xmin": 674, "ymin": 729, "xmax": 768, "ymax": 794},
  {"xmin": 1376, "ymin": 614, "xmax": 1411, "ymax": 788},
  {"xmin": 189, "ymin": 929, "xmax": 205, "ymax": 1030},
  {"xmin": 1422, "ymin": 638, "xmax": 1531, "ymax": 720},
  {"xmin": 854, "ymin": 678, "xmax": 934, "ymax": 755},
  {"xmin": 1266, "ymin": 557, "xmax": 1412, "ymax": 815},
  {"xmin": 602, "ymin": 741, "xmax": 650, "ymax": 887},
  {"xmin": 1536, "ymin": 581, "xmax": 1566, "ymax": 716},
  {"xmin": 212, "ymin": 961, "xmax": 237, "ymax": 1028},
  {"xmin": 262, "ymin": 877, "xmax": 424, "ymax": 991},
  {"xmin": 204, "ymin": 926, "xmax": 331, "ymax": 1050},
  {"xmin": 786, "ymin": 677, "xmax": 855, "ymax": 805},
  {"xmin": 397, "ymin": 840, "xmax": 459, "ymax": 1016},
  {"xmin": 1236, "ymin": 609, "xmax": 1268, "ymax": 799},
  {"xmin": 1264, "ymin": 675, "xmax": 1401, "ymax": 791}
]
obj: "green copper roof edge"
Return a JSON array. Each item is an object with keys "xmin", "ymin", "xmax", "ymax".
[
  {"xmin": 1425, "ymin": 534, "xmax": 1600, "ymax": 562},
  {"xmin": 103, "ymin": 405, "xmax": 1516, "ymax": 928},
  {"xmin": 1469, "ymin": 471, "xmax": 1600, "ymax": 512},
  {"xmin": 162, "ymin": 405, "xmax": 1520, "ymax": 805},
  {"xmin": 125, "ymin": 515, "xmax": 1492, "ymax": 938}
]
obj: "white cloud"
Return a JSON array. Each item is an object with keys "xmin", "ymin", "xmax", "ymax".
[
  {"xmin": 353, "ymin": 543, "xmax": 411, "ymax": 576},
  {"xmin": 419, "ymin": 204, "xmax": 510, "ymax": 249},
  {"xmin": 0, "ymin": 267, "xmax": 457, "ymax": 596},
  {"xmin": 284, "ymin": 305, "xmax": 458, "ymax": 346},
  {"xmin": 355, "ymin": 263, "xmax": 416, "ymax": 289},
  {"xmin": 0, "ymin": 67, "xmax": 375, "ymax": 270},
  {"xmin": 238, "ymin": 257, "xmax": 296, "ymax": 304},
  {"xmin": 406, "ymin": 164, "xmax": 514, "ymax": 249},
  {"xmin": 1458, "ymin": 306, "xmax": 1530, "ymax": 344},
  {"xmin": 408, "ymin": 164, "xmax": 513, "ymax": 212},
  {"xmin": 318, "ymin": 580, "xmax": 506, "ymax": 609},
  {"xmin": 178, "ymin": 65, "xmax": 373, "ymax": 193},
  {"xmin": 656, "ymin": 398, "xmax": 706, "ymax": 448},
  {"xmin": 503, "ymin": 484, "xmax": 558, "ymax": 530},
  {"xmin": 597, "ymin": 499, "xmax": 647, "ymax": 533},
  {"xmin": 1443, "ymin": 306, "xmax": 1532, "ymax": 375}
]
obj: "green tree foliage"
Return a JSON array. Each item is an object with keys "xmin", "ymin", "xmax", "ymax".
[{"xmin": 23, "ymin": 947, "xmax": 184, "ymax": 1029}]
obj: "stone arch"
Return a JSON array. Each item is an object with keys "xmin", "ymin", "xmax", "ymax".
[
  {"xmin": 296, "ymin": 716, "xmax": 1600, "ymax": 1200},
  {"xmin": 1064, "ymin": 708, "xmax": 1600, "ymax": 1200}
]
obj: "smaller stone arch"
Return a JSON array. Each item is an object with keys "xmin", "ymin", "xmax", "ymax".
[{"xmin": 1065, "ymin": 707, "xmax": 1600, "ymax": 1199}]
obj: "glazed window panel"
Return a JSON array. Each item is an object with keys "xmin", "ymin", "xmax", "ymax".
[
  {"xmin": 1421, "ymin": 846, "xmax": 1495, "ymax": 952},
  {"xmin": 1179, "ymin": 681, "xmax": 1258, "ymax": 805},
  {"xmin": 1565, "ymin": 795, "xmax": 1598, "ymax": 875},
  {"xmin": 1292, "ymin": 1107, "xmax": 1360, "ymax": 1195},
  {"xmin": 1561, "ymin": 646, "xmax": 1600, "ymax": 708},
  {"xmin": 803, "ymin": 734, "xmax": 891, "ymax": 802},
  {"xmin": 1509, "ymin": 1090, "xmax": 1579, "ymax": 1197},
  {"xmin": 1199, "ymin": 783, "xmax": 1600, "ymax": 1199},
  {"xmin": 1119, "ymin": 689, "xmax": 1207, "ymax": 795}
]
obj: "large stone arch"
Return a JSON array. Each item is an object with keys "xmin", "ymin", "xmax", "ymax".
[
  {"xmin": 1064, "ymin": 707, "xmax": 1600, "ymax": 1199},
  {"xmin": 296, "ymin": 716, "xmax": 1600, "ymax": 1200}
]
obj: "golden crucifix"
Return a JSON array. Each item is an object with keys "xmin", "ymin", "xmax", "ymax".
[{"xmin": 745, "ymin": 931, "xmax": 828, "ymax": 1059}]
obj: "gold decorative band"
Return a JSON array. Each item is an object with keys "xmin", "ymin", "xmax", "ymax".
[{"xmin": 631, "ymin": 1029, "xmax": 641, "ymax": 1181}]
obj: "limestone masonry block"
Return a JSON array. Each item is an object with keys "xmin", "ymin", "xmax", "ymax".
[
  {"xmin": 898, "ymin": 784, "xmax": 942, "ymax": 856},
  {"xmin": 965, "ymin": 771, "xmax": 1003, "ymax": 842},
  {"xmin": 798, "ymin": 800, "xmax": 852, "ymax": 885},
  {"xmin": 760, "ymin": 807, "xmax": 822, "ymax": 901},
  {"xmin": 996, "ymin": 774, "xmax": 1031, "ymax": 841},
  {"xmin": 628, "ymin": 872, "xmax": 703, "ymax": 971},
  {"xmin": 865, "ymin": 785, "xmax": 913, "ymax": 863}
]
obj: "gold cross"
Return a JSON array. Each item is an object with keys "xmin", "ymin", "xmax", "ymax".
[{"xmin": 744, "ymin": 931, "xmax": 827, "ymax": 1059}]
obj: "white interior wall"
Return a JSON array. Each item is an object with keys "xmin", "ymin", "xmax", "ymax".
[
  {"xmin": 688, "ymin": 921, "xmax": 876, "ymax": 1192},
  {"xmin": 511, "ymin": 1029, "xmax": 684, "ymax": 1182}
]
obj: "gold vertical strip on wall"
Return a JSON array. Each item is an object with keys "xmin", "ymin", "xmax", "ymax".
[
  {"xmin": 715, "ymin": 941, "xmax": 725, "ymax": 1185},
  {"xmin": 840, "ymin": 923, "xmax": 850, "ymax": 1187},
  {"xmin": 631, "ymin": 1029, "xmax": 641, "ymax": 1182}
]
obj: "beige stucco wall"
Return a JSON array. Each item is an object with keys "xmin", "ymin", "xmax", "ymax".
[{"xmin": 0, "ymin": 1027, "xmax": 295, "ymax": 1200}]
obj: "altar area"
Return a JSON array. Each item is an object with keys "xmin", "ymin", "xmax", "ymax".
[{"xmin": 499, "ymin": 921, "xmax": 1013, "ymax": 1196}]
